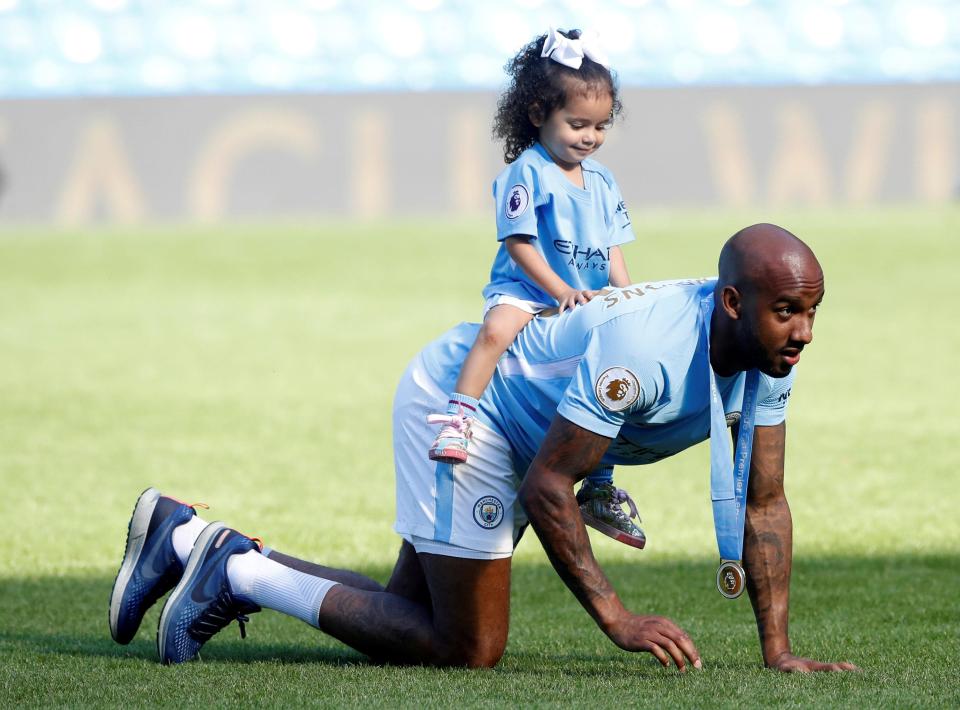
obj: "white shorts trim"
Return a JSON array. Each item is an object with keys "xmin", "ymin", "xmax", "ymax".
[
  {"xmin": 403, "ymin": 534, "xmax": 511, "ymax": 560},
  {"xmin": 482, "ymin": 294, "xmax": 553, "ymax": 319},
  {"xmin": 392, "ymin": 354, "xmax": 527, "ymax": 556}
]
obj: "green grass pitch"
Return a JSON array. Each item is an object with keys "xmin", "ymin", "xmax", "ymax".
[{"xmin": 1, "ymin": 207, "xmax": 958, "ymax": 707}]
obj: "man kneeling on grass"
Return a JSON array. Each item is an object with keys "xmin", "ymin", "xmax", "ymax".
[{"xmin": 109, "ymin": 223, "xmax": 858, "ymax": 673}]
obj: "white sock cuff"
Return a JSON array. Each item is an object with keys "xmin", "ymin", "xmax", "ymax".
[
  {"xmin": 226, "ymin": 549, "xmax": 263, "ymax": 596},
  {"xmin": 311, "ymin": 578, "xmax": 339, "ymax": 613},
  {"xmin": 227, "ymin": 550, "xmax": 339, "ymax": 629},
  {"xmin": 171, "ymin": 515, "xmax": 209, "ymax": 566}
]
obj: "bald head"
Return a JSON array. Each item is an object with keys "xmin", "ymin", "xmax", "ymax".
[
  {"xmin": 717, "ymin": 223, "xmax": 822, "ymax": 297},
  {"xmin": 711, "ymin": 223, "xmax": 824, "ymax": 378}
]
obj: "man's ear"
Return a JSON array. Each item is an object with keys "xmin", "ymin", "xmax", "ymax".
[
  {"xmin": 528, "ymin": 103, "xmax": 544, "ymax": 127},
  {"xmin": 720, "ymin": 285, "xmax": 742, "ymax": 320}
]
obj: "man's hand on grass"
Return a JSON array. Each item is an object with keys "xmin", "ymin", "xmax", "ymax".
[
  {"xmin": 606, "ymin": 613, "xmax": 702, "ymax": 672},
  {"xmin": 767, "ymin": 652, "xmax": 861, "ymax": 673}
]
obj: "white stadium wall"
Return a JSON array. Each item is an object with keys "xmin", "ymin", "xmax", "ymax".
[{"xmin": 0, "ymin": 83, "xmax": 956, "ymax": 225}]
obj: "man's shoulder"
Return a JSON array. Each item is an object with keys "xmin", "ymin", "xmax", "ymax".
[
  {"xmin": 578, "ymin": 280, "xmax": 712, "ymax": 383},
  {"xmin": 517, "ymin": 279, "xmax": 712, "ymax": 363},
  {"xmin": 518, "ymin": 280, "xmax": 708, "ymax": 377},
  {"xmin": 587, "ymin": 279, "xmax": 714, "ymax": 331}
]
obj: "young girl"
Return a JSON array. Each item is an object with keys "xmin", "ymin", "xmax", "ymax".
[{"xmin": 428, "ymin": 28, "xmax": 644, "ymax": 549}]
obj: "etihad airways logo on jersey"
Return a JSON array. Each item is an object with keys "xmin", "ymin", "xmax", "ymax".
[
  {"xmin": 599, "ymin": 278, "xmax": 711, "ymax": 309},
  {"xmin": 552, "ymin": 241, "xmax": 610, "ymax": 271},
  {"xmin": 615, "ymin": 200, "xmax": 631, "ymax": 226}
]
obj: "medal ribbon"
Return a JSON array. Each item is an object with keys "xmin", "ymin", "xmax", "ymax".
[{"xmin": 700, "ymin": 295, "xmax": 760, "ymax": 563}]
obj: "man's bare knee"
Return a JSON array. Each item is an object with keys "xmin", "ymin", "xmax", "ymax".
[
  {"xmin": 434, "ymin": 634, "xmax": 506, "ymax": 668},
  {"xmin": 418, "ymin": 554, "xmax": 511, "ymax": 669}
]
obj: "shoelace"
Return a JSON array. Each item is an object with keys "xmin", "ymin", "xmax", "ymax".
[
  {"xmin": 426, "ymin": 410, "xmax": 474, "ymax": 441},
  {"xmin": 168, "ymin": 495, "xmax": 210, "ymax": 512},
  {"xmin": 188, "ymin": 589, "xmax": 259, "ymax": 642},
  {"xmin": 612, "ymin": 488, "xmax": 642, "ymax": 522}
]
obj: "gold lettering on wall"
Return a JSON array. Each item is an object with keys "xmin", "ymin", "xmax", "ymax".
[
  {"xmin": 768, "ymin": 103, "xmax": 832, "ymax": 205},
  {"xmin": 189, "ymin": 108, "xmax": 319, "ymax": 223},
  {"xmin": 845, "ymin": 101, "xmax": 894, "ymax": 203},
  {"xmin": 56, "ymin": 116, "xmax": 146, "ymax": 225},
  {"xmin": 916, "ymin": 99, "xmax": 955, "ymax": 201},
  {"xmin": 350, "ymin": 110, "xmax": 389, "ymax": 217},
  {"xmin": 702, "ymin": 102, "xmax": 756, "ymax": 205}
]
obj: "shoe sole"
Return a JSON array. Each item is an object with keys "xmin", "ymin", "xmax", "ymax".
[
  {"xmin": 109, "ymin": 487, "xmax": 162, "ymax": 644},
  {"xmin": 157, "ymin": 520, "xmax": 226, "ymax": 664},
  {"xmin": 583, "ymin": 516, "xmax": 646, "ymax": 550},
  {"xmin": 428, "ymin": 448, "xmax": 468, "ymax": 464}
]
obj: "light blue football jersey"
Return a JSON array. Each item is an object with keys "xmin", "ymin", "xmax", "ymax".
[
  {"xmin": 418, "ymin": 279, "xmax": 795, "ymax": 476},
  {"xmin": 481, "ymin": 143, "xmax": 635, "ymax": 306}
]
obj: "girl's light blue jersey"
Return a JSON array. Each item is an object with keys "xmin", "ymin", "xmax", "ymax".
[
  {"xmin": 482, "ymin": 143, "xmax": 635, "ymax": 306},
  {"xmin": 419, "ymin": 279, "xmax": 795, "ymax": 476}
]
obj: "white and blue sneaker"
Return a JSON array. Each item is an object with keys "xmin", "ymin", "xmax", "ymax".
[
  {"xmin": 109, "ymin": 488, "xmax": 207, "ymax": 645},
  {"xmin": 157, "ymin": 522, "xmax": 262, "ymax": 664}
]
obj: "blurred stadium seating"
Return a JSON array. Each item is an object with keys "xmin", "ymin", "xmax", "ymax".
[{"xmin": 2, "ymin": 0, "xmax": 957, "ymax": 95}]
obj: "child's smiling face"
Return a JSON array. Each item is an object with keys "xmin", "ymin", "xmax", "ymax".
[{"xmin": 531, "ymin": 85, "xmax": 614, "ymax": 170}]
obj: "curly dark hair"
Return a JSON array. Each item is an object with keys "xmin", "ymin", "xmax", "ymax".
[{"xmin": 493, "ymin": 29, "xmax": 623, "ymax": 164}]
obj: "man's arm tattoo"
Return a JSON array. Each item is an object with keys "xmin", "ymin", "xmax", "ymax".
[
  {"xmin": 743, "ymin": 422, "xmax": 793, "ymax": 663},
  {"xmin": 521, "ymin": 418, "xmax": 620, "ymax": 627}
]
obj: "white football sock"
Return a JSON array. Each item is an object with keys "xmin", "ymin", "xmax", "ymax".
[
  {"xmin": 171, "ymin": 516, "xmax": 208, "ymax": 566},
  {"xmin": 226, "ymin": 550, "xmax": 339, "ymax": 629}
]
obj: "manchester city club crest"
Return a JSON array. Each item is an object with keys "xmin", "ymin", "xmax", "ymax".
[{"xmin": 473, "ymin": 495, "xmax": 504, "ymax": 529}]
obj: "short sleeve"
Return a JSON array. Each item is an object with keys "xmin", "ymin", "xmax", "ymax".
[
  {"xmin": 556, "ymin": 314, "xmax": 657, "ymax": 438},
  {"xmin": 599, "ymin": 170, "xmax": 635, "ymax": 247},
  {"xmin": 493, "ymin": 159, "xmax": 541, "ymax": 242},
  {"xmin": 755, "ymin": 369, "xmax": 796, "ymax": 426}
]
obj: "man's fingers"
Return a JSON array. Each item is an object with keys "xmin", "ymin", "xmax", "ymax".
[
  {"xmin": 820, "ymin": 661, "xmax": 861, "ymax": 672},
  {"xmin": 777, "ymin": 657, "xmax": 861, "ymax": 673},
  {"xmin": 670, "ymin": 630, "xmax": 701, "ymax": 670},
  {"xmin": 625, "ymin": 617, "xmax": 702, "ymax": 671},
  {"xmin": 655, "ymin": 634, "xmax": 688, "ymax": 672},
  {"xmin": 646, "ymin": 642, "xmax": 670, "ymax": 668},
  {"xmin": 656, "ymin": 625, "xmax": 701, "ymax": 671}
]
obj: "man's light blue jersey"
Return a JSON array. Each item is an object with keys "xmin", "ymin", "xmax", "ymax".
[
  {"xmin": 482, "ymin": 143, "xmax": 634, "ymax": 306},
  {"xmin": 419, "ymin": 279, "xmax": 795, "ymax": 475}
]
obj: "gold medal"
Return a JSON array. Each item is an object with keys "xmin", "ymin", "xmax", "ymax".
[{"xmin": 716, "ymin": 560, "xmax": 746, "ymax": 599}]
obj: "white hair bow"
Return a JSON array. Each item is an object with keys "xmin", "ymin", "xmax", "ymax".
[{"xmin": 541, "ymin": 27, "xmax": 610, "ymax": 70}]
